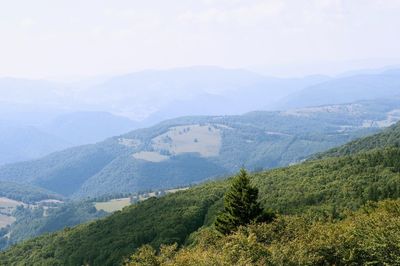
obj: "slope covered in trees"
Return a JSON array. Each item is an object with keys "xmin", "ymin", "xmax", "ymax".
[
  {"xmin": 2, "ymin": 146, "xmax": 400, "ymax": 265},
  {"xmin": 314, "ymin": 120, "xmax": 400, "ymax": 159}
]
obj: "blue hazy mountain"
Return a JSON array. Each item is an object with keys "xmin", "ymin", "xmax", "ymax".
[
  {"xmin": 0, "ymin": 111, "xmax": 138, "ymax": 165},
  {"xmin": 40, "ymin": 111, "xmax": 138, "ymax": 146},
  {"xmin": 0, "ymin": 122, "xmax": 70, "ymax": 165},
  {"xmin": 279, "ymin": 69, "xmax": 400, "ymax": 109}
]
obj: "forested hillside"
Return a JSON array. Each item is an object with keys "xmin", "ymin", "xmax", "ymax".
[
  {"xmin": 2, "ymin": 98, "xmax": 400, "ymax": 199},
  {"xmin": 2, "ymin": 144, "xmax": 400, "ymax": 265}
]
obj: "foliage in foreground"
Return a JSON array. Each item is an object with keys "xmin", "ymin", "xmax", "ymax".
[{"xmin": 126, "ymin": 199, "xmax": 400, "ymax": 266}]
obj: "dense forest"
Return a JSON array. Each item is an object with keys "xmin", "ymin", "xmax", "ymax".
[{"xmin": 2, "ymin": 141, "xmax": 400, "ymax": 265}]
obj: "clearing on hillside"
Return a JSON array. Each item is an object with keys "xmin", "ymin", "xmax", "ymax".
[{"xmin": 151, "ymin": 124, "xmax": 222, "ymax": 157}]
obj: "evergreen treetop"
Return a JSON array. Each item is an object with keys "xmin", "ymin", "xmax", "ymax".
[{"xmin": 215, "ymin": 169, "xmax": 273, "ymax": 235}]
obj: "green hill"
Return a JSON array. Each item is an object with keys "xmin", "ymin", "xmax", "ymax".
[
  {"xmin": 2, "ymin": 145, "xmax": 400, "ymax": 265},
  {"xmin": 2, "ymin": 98, "xmax": 400, "ymax": 199}
]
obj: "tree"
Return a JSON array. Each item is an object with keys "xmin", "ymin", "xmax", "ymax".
[{"xmin": 215, "ymin": 169, "xmax": 274, "ymax": 235}]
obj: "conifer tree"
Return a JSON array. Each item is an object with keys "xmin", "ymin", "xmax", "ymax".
[{"xmin": 215, "ymin": 169, "xmax": 274, "ymax": 235}]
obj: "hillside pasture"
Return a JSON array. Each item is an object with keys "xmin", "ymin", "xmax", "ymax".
[{"xmin": 152, "ymin": 124, "xmax": 222, "ymax": 157}]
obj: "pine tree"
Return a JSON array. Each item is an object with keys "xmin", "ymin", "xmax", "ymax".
[{"xmin": 215, "ymin": 169, "xmax": 274, "ymax": 235}]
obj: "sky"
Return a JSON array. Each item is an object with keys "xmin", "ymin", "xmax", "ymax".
[{"xmin": 0, "ymin": 0, "xmax": 400, "ymax": 79}]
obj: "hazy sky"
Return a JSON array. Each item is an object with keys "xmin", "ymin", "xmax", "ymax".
[{"xmin": 1, "ymin": 0, "xmax": 400, "ymax": 79}]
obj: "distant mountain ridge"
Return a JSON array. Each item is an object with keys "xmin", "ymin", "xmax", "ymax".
[
  {"xmin": 2, "ymin": 98, "xmax": 400, "ymax": 199},
  {"xmin": 278, "ymin": 69, "xmax": 400, "ymax": 109},
  {"xmin": 87, "ymin": 66, "xmax": 327, "ymax": 122},
  {"xmin": 0, "ymin": 122, "xmax": 70, "ymax": 165},
  {"xmin": 39, "ymin": 111, "xmax": 138, "ymax": 146},
  {"xmin": 0, "ymin": 111, "xmax": 138, "ymax": 165}
]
